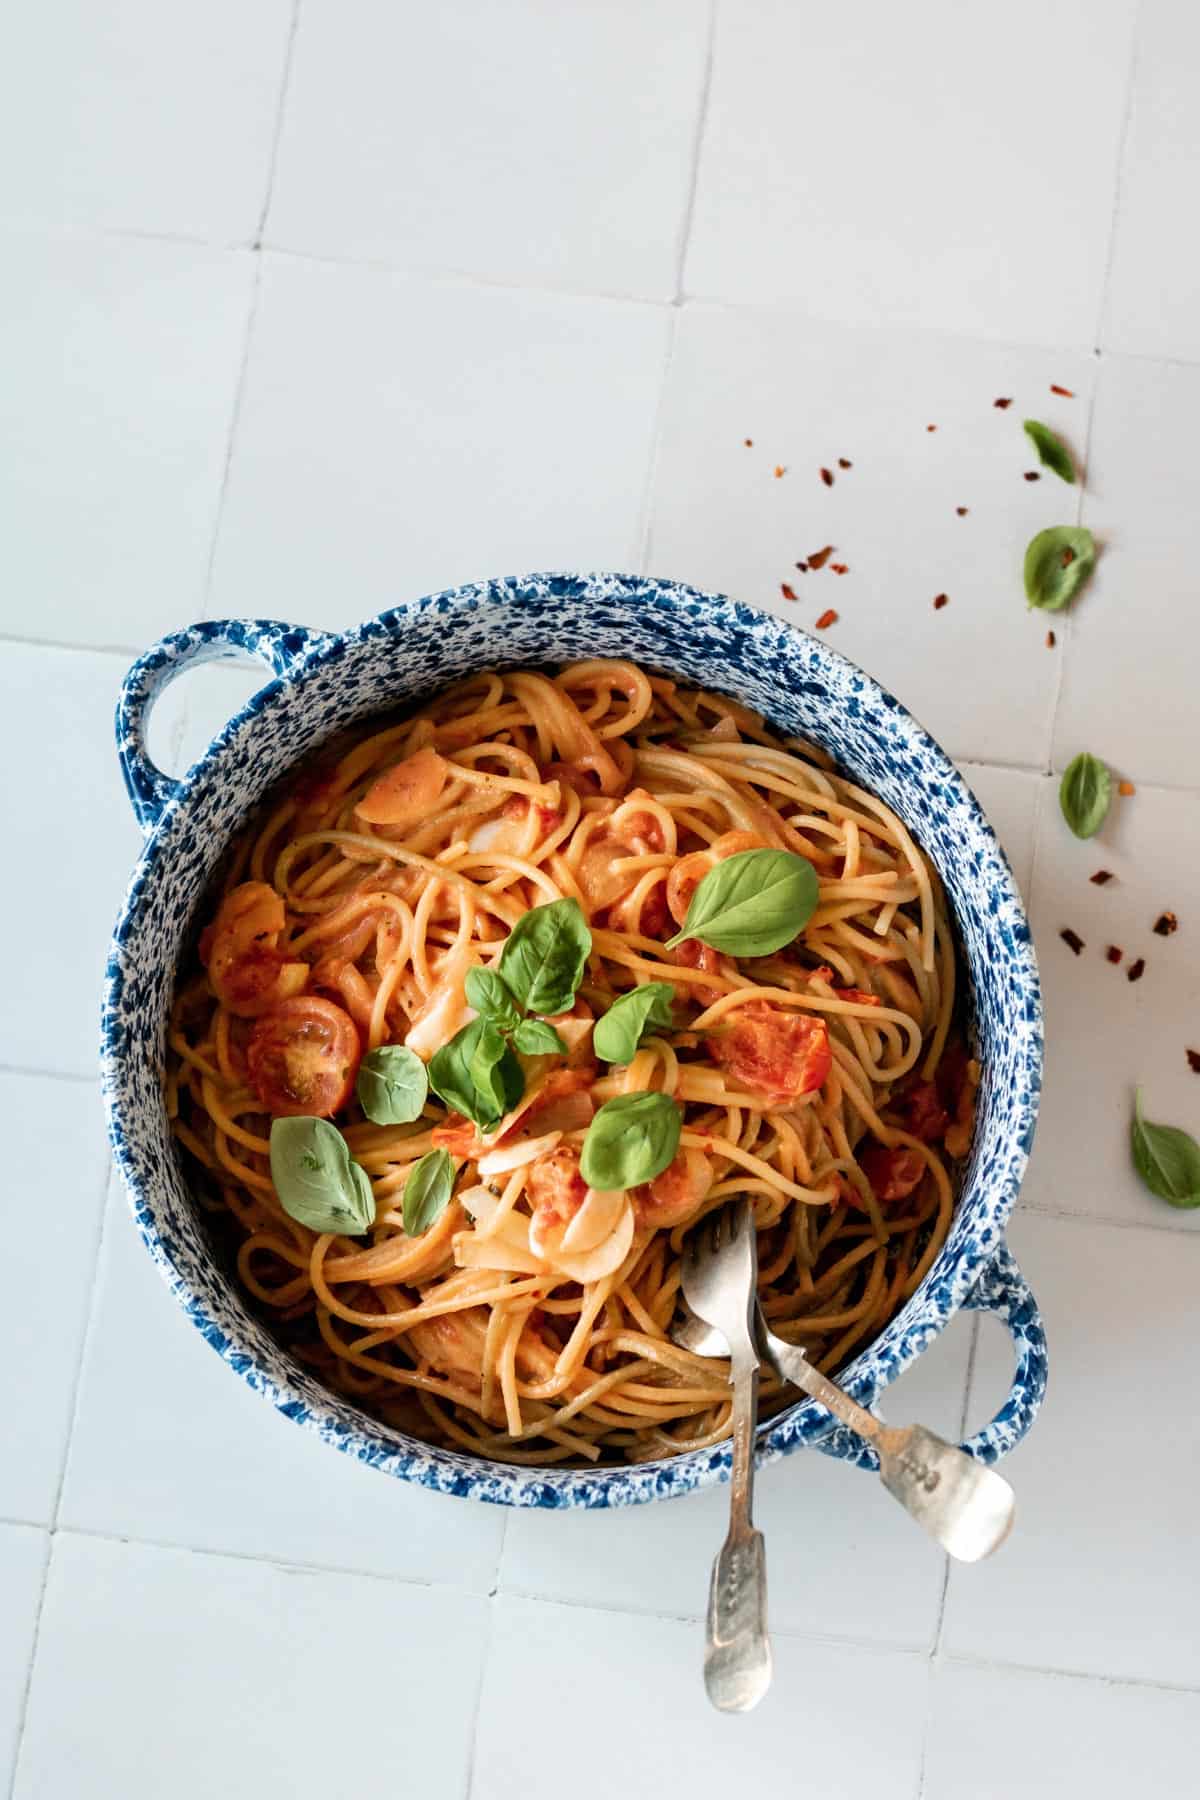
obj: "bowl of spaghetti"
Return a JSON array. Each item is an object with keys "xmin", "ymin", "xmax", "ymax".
[{"xmin": 103, "ymin": 573, "xmax": 1046, "ymax": 1507}]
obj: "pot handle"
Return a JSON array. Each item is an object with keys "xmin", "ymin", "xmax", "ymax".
[
  {"xmin": 115, "ymin": 619, "xmax": 336, "ymax": 834},
  {"xmin": 812, "ymin": 1238, "xmax": 1048, "ymax": 1472}
]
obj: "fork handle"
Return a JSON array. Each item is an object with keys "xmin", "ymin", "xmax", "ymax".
[
  {"xmin": 704, "ymin": 1358, "xmax": 772, "ymax": 1713},
  {"xmin": 764, "ymin": 1328, "xmax": 883, "ymax": 1446}
]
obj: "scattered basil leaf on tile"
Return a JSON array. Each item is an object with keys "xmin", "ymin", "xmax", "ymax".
[
  {"xmin": 664, "ymin": 849, "xmax": 819, "ymax": 957},
  {"xmin": 355, "ymin": 1044, "xmax": 429, "ymax": 1125},
  {"xmin": 269, "ymin": 1116, "xmax": 376, "ymax": 1235},
  {"xmin": 580, "ymin": 1091, "xmax": 682, "ymax": 1190},
  {"xmin": 1059, "ymin": 751, "xmax": 1112, "ymax": 839},
  {"xmin": 497, "ymin": 897, "xmax": 592, "ymax": 1016},
  {"xmin": 464, "ymin": 965, "xmax": 520, "ymax": 1031},
  {"xmin": 402, "ymin": 1147, "xmax": 456, "ymax": 1236},
  {"xmin": 1024, "ymin": 526, "xmax": 1096, "ymax": 611},
  {"xmin": 1131, "ymin": 1090, "xmax": 1200, "ymax": 1208},
  {"xmin": 1022, "ymin": 420, "xmax": 1075, "ymax": 484},
  {"xmin": 511, "ymin": 1018, "xmax": 568, "ymax": 1057},
  {"xmin": 429, "ymin": 1017, "xmax": 524, "ymax": 1128},
  {"xmin": 594, "ymin": 982, "xmax": 678, "ymax": 1065}
]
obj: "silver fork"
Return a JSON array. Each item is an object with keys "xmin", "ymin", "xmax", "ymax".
[
  {"xmin": 680, "ymin": 1200, "xmax": 772, "ymax": 1714},
  {"xmin": 674, "ymin": 1299, "xmax": 1016, "ymax": 1564}
]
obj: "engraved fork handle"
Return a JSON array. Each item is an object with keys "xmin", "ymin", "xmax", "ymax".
[{"xmin": 704, "ymin": 1350, "xmax": 772, "ymax": 1713}]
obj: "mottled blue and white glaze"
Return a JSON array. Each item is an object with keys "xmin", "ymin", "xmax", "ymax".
[{"xmin": 102, "ymin": 574, "xmax": 1047, "ymax": 1508}]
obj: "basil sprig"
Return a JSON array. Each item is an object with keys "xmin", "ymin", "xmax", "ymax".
[
  {"xmin": 429, "ymin": 899, "xmax": 588, "ymax": 1127},
  {"xmin": 429, "ymin": 1017, "xmax": 523, "ymax": 1129},
  {"xmin": 594, "ymin": 982, "xmax": 676, "ymax": 1065},
  {"xmin": 356, "ymin": 1044, "xmax": 428, "ymax": 1125},
  {"xmin": 496, "ymin": 896, "xmax": 591, "ymax": 1016},
  {"xmin": 1023, "ymin": 420, "xmax": 1075, "ymax": 484},
  {"xmin": 402, "ymin": 1147, "xmax": 456, "ymax": 1235},
  {"xmin": 580, "ymin": 1091, "xmax": 682, "ymax": 1190},
  {"xmin": 1131, "ymin": 1090, "xmax": 1200, "ymax": 1208},
  {"xmin": 269, "ymin": 1117, "xmax": 376, "ymax": 1235},
  {"xmin": 1024, "ymin": 526, "xmax": 1096, "ymax": 611},
  {"xmin": 664, "ymin": 848, "xmax": 819, "ymax": 957},
  {"xmin": 1059, "ymin": 752, "xmax": 1112, "ymax": 839}
]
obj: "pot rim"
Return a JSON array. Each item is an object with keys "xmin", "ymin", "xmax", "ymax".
[{"xmin": 101, "ymin": 571, "xmax": 1044, "ymax": 1508}]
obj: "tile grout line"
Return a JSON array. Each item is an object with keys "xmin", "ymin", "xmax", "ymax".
[
  {"xmin": 461, "ymin": 1593, "xmax": 498, "ymax": 1800},
  {"xmin": 1090, "ymin": 0, "xmax": 1144, "ymax": 355},
  {"xmin": 7, "ymin": 1156, "xmax": 114, "ymax": 1800},
  {"xmin": 195, "ymin": 0, "xmax": 303, "ymax": 626},
  {"xmin": 670, "ymin": 0, "xmax": 718, "ymax": 307},
  {"xmin": 634, "ymin": 309, "xmax": 680, "ymax": 575},
  {"xmin": 941, "ymin": 1647, "xmax": 1200, "ymax": 1700}
]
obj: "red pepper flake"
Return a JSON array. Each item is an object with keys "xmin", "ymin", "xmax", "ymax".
[
  {"xmin": 838, "ymin": 457, "xmax": 852, "ymax": 470},
  {"xmin": 1105, "ymin": 945, "xmax": 1123, "ymax": 965},
  {"xmin": 815, "ymin": 608, "xmax": 839, "ymax": 630},
  {"xmin": 808, "ymin": 545, "xmax": 835, "ymax": 570},
  {"xmin": 743, "ymin": 438, "xmax": 753, "ymax": 447},
  {"xmin": 1127, "ymin": 957, "xmax": 1146, "ymax": 983},
  {"xmin": 933, "ymin": 593, "xmax": 949, "ymax": 610},
  {"xmin": 1060, "ymin": 928, "xmax": 1085, "ymax": 955},
  {"xmin": 956, "ymin": 506, "xmax": 968, "ymax": 516},
  {"xmin": 1187, "ymin": 1049, "xmax": 1200, "ymax": 1074},
  {"xmin": 1045, "ymin": 630, "xmax": 1057, "ymax": 648},
  {"xmin": 774, "ymin": 465, "xmax": 786, "ymax": 478},
  {"xmin": 1050, "ymin": 384, "xmax": 1075, "ymax": 398},
  {"xmin": 794, "ymin": 561, "xmax": 809, "ymax": 573},
  {"xmin": 1024, "ymin": 470, "xmax": 1041, "ymax": 481},
  {"xmin": 780, "ymin": 583, "xmax": 798, "ymax": 602},
  {"xmin": 1061, "ymin": 547, "xmax": 1076, "ymax": 567},
  {"xmin": 1153, "ymin": 911, "xmax": 1179, "ymax": 937},
  {"xmin": 1090, "ymin": 869, "xmax": 1113, "ymax": 885},
  {"xmin": 831, "ymin": 563, "xmax": 849, "ymax": 575},
  {"xmin": 994, "ymin": 397, "xmax": 1013, "ymax": 409},
  {"xmin": 1119, "ymin": 780, "xmax": 1136, "ymax": 797},
  {"xmin": 819, "ymin": 467, "xmax": 834, "ymax": 487},
  {"xmin": 926, "ymin": 424, "xmax": 937, "ymax": 433}
]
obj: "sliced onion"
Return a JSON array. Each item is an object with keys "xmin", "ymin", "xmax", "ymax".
[
  {"xmin": 549, "ymin": 1199, "xmax": 635, "ymax": 1283},
  {"xmin": 476, "ymin": 1131, "xmax": 563, "ymax": 1180},
  {"xmin": 559, "ymin": 1186, "xmax": 625, "ymax": 1254}
]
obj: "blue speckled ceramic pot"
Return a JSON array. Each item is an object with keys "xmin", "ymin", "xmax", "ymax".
[{"xmin": 102, "ymin": 574, "xmax": 1047, "ymax": 1508}]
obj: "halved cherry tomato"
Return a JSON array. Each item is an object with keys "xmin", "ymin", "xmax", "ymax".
[
  {"xmin": 893, "ymin": 1079, "xmax": 950, "ymax": 1143},
  {"xmin": 246, "ymin": 996, "xmax": 361, "ymax": 1118},
  {"xmin": 526, "ymin": 1146, "xmax": 588, "ymax": 1242},
  {"xmin": 858, "ymin": 1144, "xmax": 926, "ymax": 1202},
  {"xmin": 205, "ymin": 882, "xmax": 308, "ymax": 1019},
  {"xmin": 355, "ymin": 747, "xmax": 448, "ymax": 830},
  {"xmin": 669, "ymin": 937, "xmax": 737, "ymax": 1008},
  {"xmin": 707, "ymin": 1002, "xmax": 831, "ymax": 1103},
  {"xmin": 635, "ymin": 1148, "xmax": 712, "ymax": 1228}
]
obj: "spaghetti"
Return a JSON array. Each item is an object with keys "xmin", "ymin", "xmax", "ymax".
[{"xmin": 168, "ymin": 661, "xmax": 976, "ymax": 1466}]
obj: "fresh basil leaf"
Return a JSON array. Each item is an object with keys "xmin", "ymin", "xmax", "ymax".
[
  {"xmin": 664, "ymin": 848, "xmax": 819, "ymax": 958},
  {"xmin": 496, "ymin": 897, "xmax": 592, "ymax": 1016},
  {"xmin": 469, "ymin": 1019, "xmax": 524, "ymax": 1120},
  {"xmin": 594, "ymin": 982, "xmax": 677, "ymax": 1065},
  {"xmin": 355, "ymin": 1044, "xmax": 429, "ymax": 1125},
  {"xmin": 429, "ymin": 1017, "xmax": 524, "ymax": 1128},
  {"xmin": 464, "ymin": 965, "xmax": 520, "ymax": 1030},
  {"xmin": 580, "ymin": 1091, "xmax": 682, "ymax": 1190},
  {"xmin": 1024, "ymin": 526, "xmax": 1096, "ymax": 612},
  {"xmin": 270, "ymin": 1116, "xmax": 376, "ymax": 1236},
  {"xmin": 1023, "ymin": 419, "xmax": 1075, "ymax": 484},
  {"xmin": 1059, "ymin": 751, "xmax": 1112, "ymax": 840},
  {"xmin": 402, "ymin": 1147, "xmax": 455, "ymax": 1235},
  {"xmin": 1131, "ymin": 1090, "xmax": 1200, "ymax": 1209},
  {"xmin": 511, "ymin": 1018, "xmax": 568, "ymax": 1056}
]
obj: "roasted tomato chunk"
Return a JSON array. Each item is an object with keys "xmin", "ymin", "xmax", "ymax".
[
  {"xmin": 707, "ymin": 1002, "xmax": 831, "ymax": 1103},
  {"xmin": 247, "ymin": 997, "xmax": 361, "ymax": 1118}
]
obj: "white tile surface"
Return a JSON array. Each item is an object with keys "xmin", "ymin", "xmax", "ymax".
[
  {"xmin": 0, "ymin": 1076, "xmax": 109, "ymax": 1524},
  {"xmin": 647, "ymin": 303, "xmax": 1089, "ymax": 764},
  {"xmin": 942, "ymin": 1211, "xmax": 1200, "ymax": 1686},
  {"xmin": 0, "ymin": 645, "xmax": 143, "ymax": 1077},
  {"xmin": 924, "ymin": 1659, "xmax": 1200, "ymax": 1799},
  {"xmin": 0, "ymin": 1526, "xmax": 47, "ymax": 1794},
  {"xmin": 16, "ymin": 1534, "xmax": 488, "ymax": 1800},
  {"xmin": 62, "ymin": 1190, "xmax": 505, "ymax": 1589},
  {"xmin": 1054, "ymin": 355, "xmax": 1200, "ymax": 788},
  {"xmin": 1104, "ymin": 3, "xmax": 1200, "ymax": 361},
  {"xmin": 0, "ymin": 232, "xmax": 254, "ymax": 651},
  {"xmin": 1024, "ymin": 779, "xmax": 1200, "ymax": 1230},
  {"xmin": 268, "ymin": 0, "xmax": 709, "ymax": 298},
  {"xmin": 474, "ymin": 1595, "xmax": 927, "ymax": 1799},
  {"xmin": 502, "ymin": 1312, "xmax": 973, "ymax": 1649},
  {"xmin": 686, "ymin": 0, "xmax": 1137, "ymax": 348},
  {"xmin": 0, "ymin": 2, "xmax": 292, "ymax": 242},
  {"xmin": 211, "ymin": 255, "xmax": 671, "ymax": 626}
]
